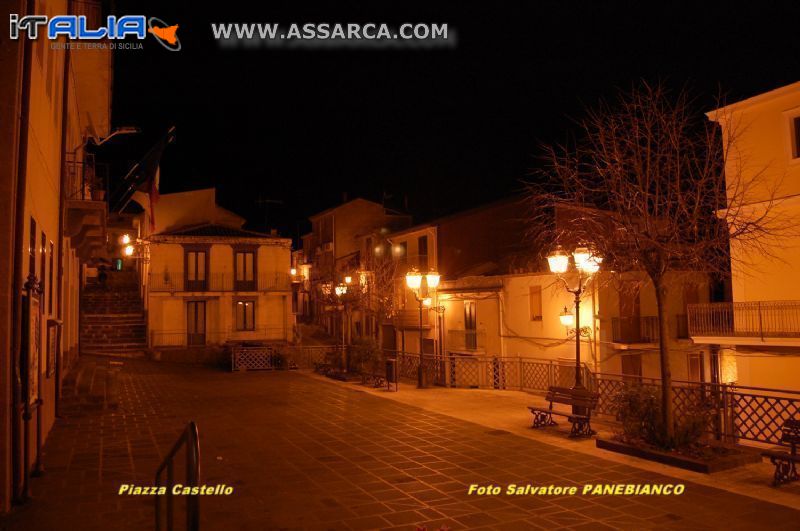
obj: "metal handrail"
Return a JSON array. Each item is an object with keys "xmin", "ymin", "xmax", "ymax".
[{"xmin": 155, "ymin": 422, "xmax": 200, "ymax": 531}]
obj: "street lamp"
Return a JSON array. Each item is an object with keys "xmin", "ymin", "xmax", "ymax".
[
  {"xmin": 335, "ymin": 283, "xmax": 348, "ymax": 372},
  {"xmin": 547, "ymin": 245, "xmax": 602, "ymax": 395},
  {"xmin": 405, "ymin": 268, "xmax": 440, "ymax": 388}
]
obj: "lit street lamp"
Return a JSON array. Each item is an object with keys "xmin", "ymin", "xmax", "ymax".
[
  {"xmin": 405, "ymin": 268, "xmax": 440, "ymax": 388},
  {"xmin": 547, "ymin": 245, "xmax": 602, "ymax": 396},
  {"xmin": 334, "ymin": 282, "xmax": 348, "ymax": 372}
]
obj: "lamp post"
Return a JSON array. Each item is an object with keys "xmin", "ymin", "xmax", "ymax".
[
  {"xmin": 405, "ymin": 268, "xmax": 440, "ymax": 388},
  {"xmin": 334, "ymin": 282, "xmax": 348, "ymax": 372},
  {"xmin": 547, "ymin": 246, "xmax": 602, "ymax": 395}
]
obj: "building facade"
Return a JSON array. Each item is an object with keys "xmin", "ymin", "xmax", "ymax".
[
  {"xmin": 142, "ymin": 191, "xmax": 295, "ymax": 351},
  {"xmin": 0, "ymin": 0, "xmax": 112, "ymax": 510},
  {"xmin": 690, "ymin": 81, "xmax": 800, "ymax": 389}
]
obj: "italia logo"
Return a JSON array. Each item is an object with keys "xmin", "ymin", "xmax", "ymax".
[{"xmin": 9, "ymin": 14, "xmax": 181, "ymax": 51}]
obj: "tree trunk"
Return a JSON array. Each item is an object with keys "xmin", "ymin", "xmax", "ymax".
[{"xmin": 653, "ymin": 277, "xmax": 675, "ymax": 442}]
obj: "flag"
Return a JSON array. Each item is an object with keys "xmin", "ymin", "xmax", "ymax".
[{"xmin": 112, "ymin": 126, "xmax": 176, "ymax": 216}]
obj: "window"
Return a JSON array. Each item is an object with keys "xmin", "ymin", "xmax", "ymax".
[
  {"xmin": 40, "ymin": 232, "xmax": 46, "ymax": 308},
  {"xmin": 184, "ymin": 248, "xmax": 208, "ymax": 291},
  {"xmin": 417, "ymin": 235, "xmax": 428, "ymax": 270},
  {"xmin": 28, "ymin": 218, "xmax": 36, "ymax": 277},
  {"xmin": 48, "ymin": 241, "xmax": 54, "ymax": 315},
  {"xmin": 464, "ymin": 301, "xmax": 477, "ymax": 349},
  {"xmin": 235, "ymin": 300, "xmax": 255, "ymax": 331},
  {"xmin": 793, "ymin": 117, "xmax": 800, "ymax": 159},
  {"xmin": 529, "ymin": 285, "xmax": 542, "ymax": 321},
  {"xmin": 234, "ymin": 250, "xmax": 256, "ymax": 290}
]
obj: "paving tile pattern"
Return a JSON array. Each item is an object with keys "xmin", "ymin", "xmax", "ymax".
[{"xmin": 1, "ymin": 357, "xmax": 799, "ymax": 530}]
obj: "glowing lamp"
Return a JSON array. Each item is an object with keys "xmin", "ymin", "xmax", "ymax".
[
  {"xmin": 422, "ymin": 297, "xmax": 432, "ymax": 307},
  {"xmin": 425, "ymin": 271, "xmax": 440, "ymax": 289},
  {"xmin": 334, "ymin": 284, "xmax": 347, "ymax": 297},
  {"xmin": 344, "ymin": 275, "xmax": 352, "ymax": 285},
  {"xmin": 559, "ymin": 306, "xmax": 574, "ymax": 328},
  {"xmin": 547, "ymin": 246, "xmax": 570, "ymax": 274},
  {"xmin": 120, "ymin": 234, "xmax": 131, "ymax": 245},
  {"xmin": 573, "ymin": 247, "xmax": 592, "ymax": 270},
  {"xmin": 123, "ymin": 245, "xmax": 135, "ymax": 257},
  {"xmin": 405, "ymin": 269, "xmax": 422, "ymax": 290},
  {"xmin": 582, "ymin": 255, "xmax": 602, "ymax": 274},
  {"xmin": 290, "ymin": 268, "xmax": 297, "ymax": 276}
]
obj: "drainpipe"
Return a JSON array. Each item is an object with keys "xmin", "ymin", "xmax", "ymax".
[
  {"xmin": 497, "ymin": 285, "xmax": 506, "ymax": 357},
  {"xmin": 10, "ymin": 0, "xmax": 36, "ymax": 503}
]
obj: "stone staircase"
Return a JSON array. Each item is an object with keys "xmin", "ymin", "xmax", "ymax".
[{"xmin": 80, "ymin": 270, "xmax": 147, "ymax": 358}]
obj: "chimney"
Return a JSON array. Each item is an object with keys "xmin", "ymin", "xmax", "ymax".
[{"xmin": 342, "ymin": 192, "xmax": 348, "ymax": 204}]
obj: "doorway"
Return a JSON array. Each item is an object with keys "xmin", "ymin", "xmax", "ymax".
[{"xmin": 187, "ymin": 301, "xmax": 206, "ymax": 346}]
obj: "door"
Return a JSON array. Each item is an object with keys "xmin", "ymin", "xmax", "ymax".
[
  {"xmin": 234, "ymin": 250, "xmax": 256, "ymax": 291},
  {"xmin": 185, "ymin": 250, "xmax": 207, "ymax": 291},
  {"xmin": 464, "ymin": 301, "xmax": 477, "ymax": 349},
  {"xmin": 621, "ymin": 353, "xmax": 642, "ymax": 381},
  {"xmin": 187, "ymin": 301, "xmax": 206, "ymax": 346},
  {"xmin": 687, "ymin": 352, "xmax": 704, "ymax": 382}
]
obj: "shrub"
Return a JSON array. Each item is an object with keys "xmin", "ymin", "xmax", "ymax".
[
  {"xmin": 611, "ymin": 384, "xmax": 713, "ymax": 450},
  {"xmin": 348, "ymin": 338, "xmax": 383, "ymax": 373}
]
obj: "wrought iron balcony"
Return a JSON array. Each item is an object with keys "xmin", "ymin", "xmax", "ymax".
[
  {"xmin": 687, "ymin": 301, "xmax": 800, "ymax": 339},
  {"xmin": 611, "ymin": 316, "xmax": 660, "ymax": 344},
  {"xmin": 394, "ymin": 309, "xmax": 430, "ymax": 329},
  {"xmin": 446, "ymin": 329, "xmax": 486, "ymax": 351},
  {"xmin": 149, "ymin": 272, "xmax": 291, "ymax": 293}
]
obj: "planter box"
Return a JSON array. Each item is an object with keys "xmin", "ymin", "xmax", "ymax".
[{"xmin": 596, "ymin": 438, "xmax": 761, "ymax": 473}]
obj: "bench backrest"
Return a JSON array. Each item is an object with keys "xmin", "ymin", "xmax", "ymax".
[
  {"xmin": 546, "ymin": 386, "xmax": 600, "ymax": 409},
  {"xmin": 781, "ymin": 419, "xmax": 800, "ymax": 452}
]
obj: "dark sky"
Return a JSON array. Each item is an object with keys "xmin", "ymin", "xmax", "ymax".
[{"xmin": 109, "ymin": 1, "xmax": 800, "ymax": 240}]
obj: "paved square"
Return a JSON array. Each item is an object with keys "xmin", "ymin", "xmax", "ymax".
[{"xmin": 1, "ymin": 357, "xmax": 798, "ymax": 530}]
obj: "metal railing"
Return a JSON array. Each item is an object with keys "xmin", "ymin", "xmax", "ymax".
[
  {"xmin": 446, "ymin": 329, "xmax": 486, "ymax": 351},
  {"xmin": 687, "ymin": 301, "xmax": 800, "ymax": 339},
  {"xmin": 155, "ymin": 422, "xmax": 200, "ymax": 531},
  {"xmin": 149, "ymin": 272, "xmax": 291, "ymax": 293},
  {"xmin": 64, "ymin": 153, "xmax": 109, "ymax": 201},
  {"xmin": 394, "ymin": 309, "xmax": 430, "ymax": 329},
  {"xmin": 611, "ymin": 316, "xmax": 659, "ymax": 343},
  {"xmin": 362, "ymin": 351, "xmax": 800, "ymax": 446}
]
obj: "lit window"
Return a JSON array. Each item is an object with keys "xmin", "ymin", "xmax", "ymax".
[{"xmin": 235, "ymin": 300, "xmax": 255, "ymax": 331}]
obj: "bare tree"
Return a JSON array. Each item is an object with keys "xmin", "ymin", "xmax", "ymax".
[
  {"xmin": 358, "ymin": 235, "xmax": 400, "ymax": 352},
  {"xmin": 527, "ymin": 82, "xmax": 789, "ymax": 442}
]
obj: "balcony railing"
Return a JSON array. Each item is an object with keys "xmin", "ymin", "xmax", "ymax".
[
  {"xmin": 149, "ymin": 272, "xmax": 291, "ymax": 293},
  {"xmin": 687, "ymin": 301, "xmax": 800, "ymax": 339},
  {"xmin": 64, "ymin": 153, "xmax": 109, "ymax": 201},
  {"xmin": 151, "ymin": 328, "xmax": 288, "ymax": 347},
  {"xmin": 611, "ymin": 316, "xmax": 659, "ymax": 344},
  {"xmin": 446, "ymin": 329, "xmax": 486, "ymax": 351},
  {"xmin": 394, "ymin": 309, "xmax": 430, "ymax": 329}
]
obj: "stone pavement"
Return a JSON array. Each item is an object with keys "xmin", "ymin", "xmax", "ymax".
[{"xmin": 0, "ymin": 356, "xmax": 798, "ymax": 531}]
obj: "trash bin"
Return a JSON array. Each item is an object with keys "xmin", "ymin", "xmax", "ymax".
[{"xmin": 385, "ymin": 358, "xmax": 398, "ymax": 389}]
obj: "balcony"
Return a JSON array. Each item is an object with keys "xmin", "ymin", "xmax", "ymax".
[
  {"xmin": 64, "ymin": 154, "xmax": 108, "ymax": 261},
  {"xmin": 611, "ymin": 316, "xmax": 659, "ymax": 345},
  {"xmin": 394, "ymin": 309, "xmax": 430, "ymax": 329},
  {"xmin": 688, "ymin": 301, "xmax": 800, "ymax": 345},
  {"xmin": 446, "ymin": 329, "xmax": 486, "ymax": 351},
  {"xmin": 149, "ymin": 272, "xmax": 291, "ymax": 293}
]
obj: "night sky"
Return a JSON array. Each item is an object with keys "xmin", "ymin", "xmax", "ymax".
[{"xmin": 108, "ymin": 1, "xmax": 800, "ymax": 240}]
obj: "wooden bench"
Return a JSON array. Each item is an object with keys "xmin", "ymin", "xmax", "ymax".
[
  {"xmin": 528, "ymin": 386, "xmax": 599, "ymax": 438},
  {"xmin": 360, "ymin": 372, "xmax": 387, "ymax": 389},
  {"xmin": 762, "ymin": 419, "xmax": 800, "ymax": 486}
]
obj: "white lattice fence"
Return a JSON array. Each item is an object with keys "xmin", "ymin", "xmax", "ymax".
[{"xmin": 231, "ymin": 347, "xmax": 278, "ymax": 371}]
